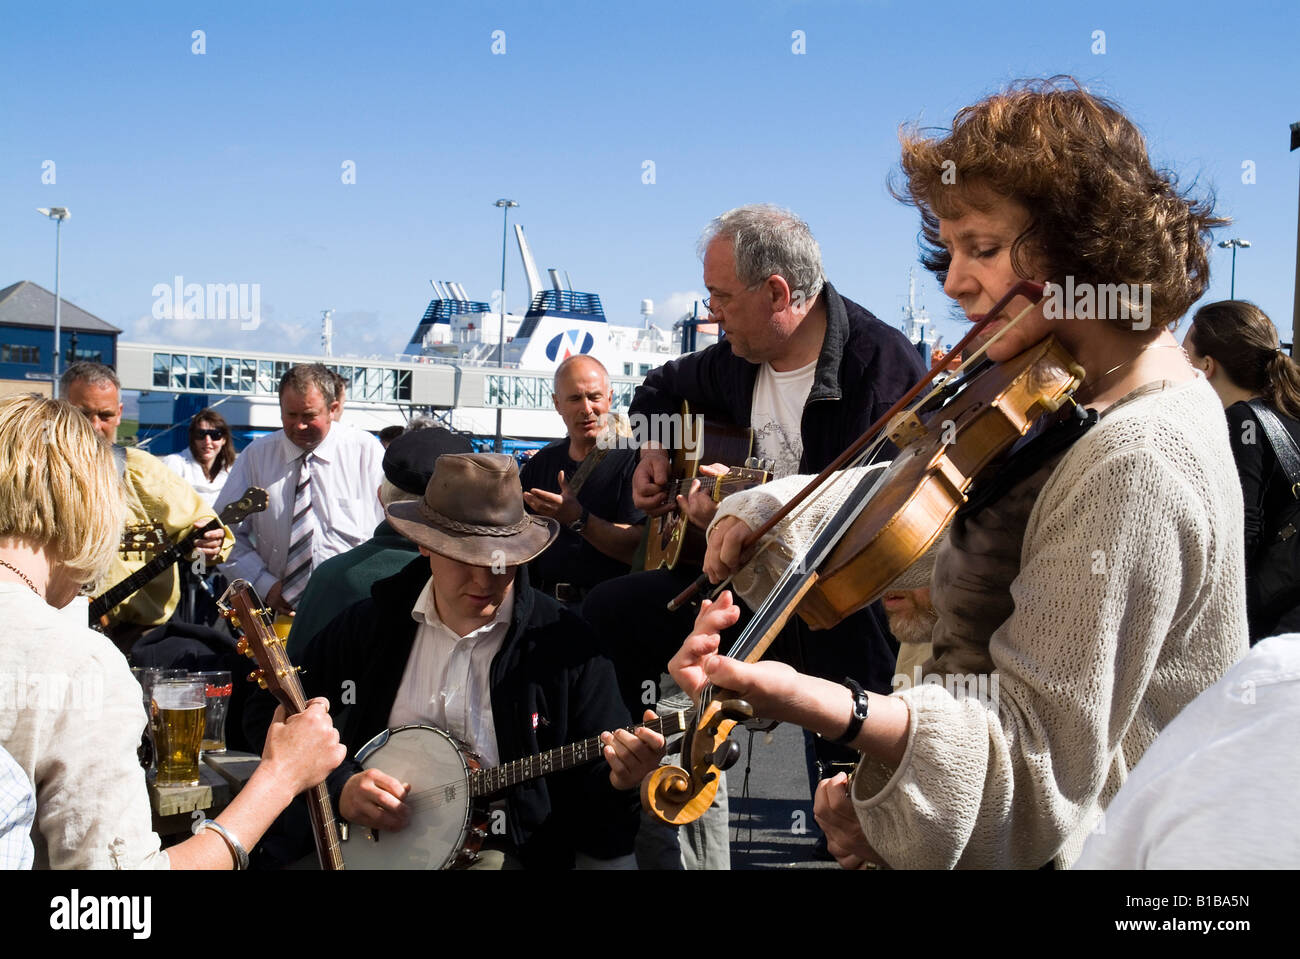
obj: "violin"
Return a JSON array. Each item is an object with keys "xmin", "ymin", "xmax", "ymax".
[{"xmin": 641, "ymin": 281, "xmax": 1086, "ymax": 827}]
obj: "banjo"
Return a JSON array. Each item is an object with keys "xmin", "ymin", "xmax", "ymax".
[{"xmin": 341, "ymin": 708, "xmax": 694, "ymax": 870}]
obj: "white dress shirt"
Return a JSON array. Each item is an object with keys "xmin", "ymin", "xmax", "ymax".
[
  {"xmin": 161, "ymin": 448, "xmax": 230, "ymax": 509},
  {"xmin": 388, "ymin": 579, "xmax": 515, "ymax": 767},
  {"xmin": 215, "ymin": 424, "xmax": 385, "ymax": 599}
]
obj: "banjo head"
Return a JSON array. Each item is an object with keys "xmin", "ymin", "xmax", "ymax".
[{"xmin": 341, "ymin": 725, "xmax": 477, "ymax": 870}]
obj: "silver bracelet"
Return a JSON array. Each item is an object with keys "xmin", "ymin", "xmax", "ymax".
[{"xmin": 197, "ymin": 819, "xmax": 249, "ymax": 871}]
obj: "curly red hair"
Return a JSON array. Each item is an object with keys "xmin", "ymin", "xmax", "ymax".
[{"xmin": 891, "ymin": 77, "xmax": 1225, "ymax": 331}]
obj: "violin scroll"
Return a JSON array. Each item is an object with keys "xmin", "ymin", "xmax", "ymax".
[{"xmin": 641, "ymin": 697, "xmax": 753, "ymax": 825}]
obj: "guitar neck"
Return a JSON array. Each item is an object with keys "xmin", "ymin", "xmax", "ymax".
[
  {"xmin": 87, "ymin": 519, "xmax": 213, "ymax": 620},
  {"xmin": 306, "ymin": 783, "xmax": 345, "ymax": 870},
  {"xmin": 469, "ymin": 707, "xmax": 694, "ymax": 798}
]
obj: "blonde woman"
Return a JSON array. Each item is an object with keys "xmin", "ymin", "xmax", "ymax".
[{"xmin": 0, "ymin": 394, "xmax": 344, "ymax": 869}]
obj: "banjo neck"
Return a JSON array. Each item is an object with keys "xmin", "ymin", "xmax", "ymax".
[{"xmin": 469, "ymin": 708, "xmax": 694, "ymax": 799}]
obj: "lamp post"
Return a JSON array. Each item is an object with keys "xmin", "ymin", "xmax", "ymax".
[
  {"xmin": 1217, "ymin": 238, "xmax": 1251, "ymax": 299},
  {"xmin": 1290, "ymin": 120, "xmax": 1299, "ymax": 356},
  {"xmin": 493, "ymin": 199, "xmax": 518, "ymax": 453},
  {"xmin": 36, "ymin": 207, "xmax": 71, "ymax": 397}
]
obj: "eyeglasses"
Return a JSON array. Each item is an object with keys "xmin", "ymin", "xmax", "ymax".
[
  {"xmin": 196, "ymin": 428, "xmax": 225, "ymax": 440},
  {"xmin": 702, "ymin": 281, "xmax": 762, "ymax": 315}
]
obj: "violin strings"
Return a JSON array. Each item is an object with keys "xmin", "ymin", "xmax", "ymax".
[{"xmin": 713, "ymin": 303, "xmax": 1039, "ymax": 664}]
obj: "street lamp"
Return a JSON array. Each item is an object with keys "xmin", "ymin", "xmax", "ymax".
[
  {"xmin": 36, "ymin": 207, "xmax": 71, "ymax": 397},
  {"xmin": 1217, "ymin": 238, "xmax": 1251, "ymax": 299},
  {"xmin": 493, "ymin": 199, "xmax": 518, "ymax": 453}
]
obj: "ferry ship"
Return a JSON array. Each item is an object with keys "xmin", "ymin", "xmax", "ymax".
[{"xmin": 133, "ymin": 227, "xmax": 716, "ymax": 453}]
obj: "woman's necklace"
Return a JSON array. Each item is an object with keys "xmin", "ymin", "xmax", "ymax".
[
  {"xmin": 0, "ymin": 558, "xmax": 41, "ymax": 597},
  {"xmin": 1080, "ymin": 343, "xmax": 1186, "ymax": 402}
]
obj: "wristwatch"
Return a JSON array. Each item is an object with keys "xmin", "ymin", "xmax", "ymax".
[
  {"xmin": 829, "ymin": 677, "xmax": 869, "ymax": 745},
  {"xmin": 568, "ymin": 507, "xmax": 589, "ymax": 533}
]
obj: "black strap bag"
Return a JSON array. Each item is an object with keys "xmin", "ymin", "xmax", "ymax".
[{"xmin": 1244, "ymin": 399, "xmax": 1300, "ymax": 641}]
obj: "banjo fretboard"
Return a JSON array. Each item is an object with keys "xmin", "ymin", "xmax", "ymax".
[{"xmin": 469, "ymin": 708, "xmax": 694, "ymax": 798}]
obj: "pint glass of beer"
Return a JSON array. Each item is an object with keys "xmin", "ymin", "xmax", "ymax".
[{"xmin": 151, "ymin": 679, "xmax": 206, "ymax": 786}]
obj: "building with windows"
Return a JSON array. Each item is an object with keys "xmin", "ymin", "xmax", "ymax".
[{"xmin": 0, "ymin": 281, "xmax": 119, "ymax": 395}]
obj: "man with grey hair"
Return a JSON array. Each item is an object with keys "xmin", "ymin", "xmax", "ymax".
[
  {"xmin": 582, "ymin": 203, "xmax": 925, "ymax": 866},
  {"xmin": 216, "ymin": 363, "xmax": 385, "ymax": 618}
]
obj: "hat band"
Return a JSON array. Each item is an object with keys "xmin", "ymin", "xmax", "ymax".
[{"xmin": 417, "ymin": 501, "xmax": 533, "ymax": 537}]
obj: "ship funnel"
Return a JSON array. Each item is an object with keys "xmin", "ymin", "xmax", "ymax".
[{"xmin": 547, "ymin": 268, "xmax": 564, "ymax": 292}]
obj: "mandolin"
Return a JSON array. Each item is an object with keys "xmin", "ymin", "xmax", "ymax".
[
  {"xmin": 219, "ymin": 579, "xmax": 345, "ymax": 870},
  {"xmin": 644, "ymin": 401, "xmax": 774, "ymax": 571}
]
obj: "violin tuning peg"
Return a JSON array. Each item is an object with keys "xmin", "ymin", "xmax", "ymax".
[{"xmin": 710, "ymin": 740, "xmax": 741, "ymax": 772}]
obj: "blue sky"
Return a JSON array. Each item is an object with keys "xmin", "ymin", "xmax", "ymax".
[{"xmin": 2, "ymin": 0, "xmax": 1297, "ymax": 357}]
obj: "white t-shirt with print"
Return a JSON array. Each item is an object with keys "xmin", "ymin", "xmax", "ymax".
[{"xmin": 750, "ymin": 359, "xmax": 816, "ymax": 479}]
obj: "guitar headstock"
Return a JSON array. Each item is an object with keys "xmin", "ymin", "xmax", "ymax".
[
  {"xmin": 217, "ymin": 579, "xmax": 307, "ymax": 715},
  {"xmin": 120, "ymin": 523, "xmax": 168, "ymax": 557},
  {"xmin": 218, "ymin": 487, "xmax": 269, "ymax": 526}
]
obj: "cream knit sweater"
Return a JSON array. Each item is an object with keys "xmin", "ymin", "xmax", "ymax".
[{"xmin": 712, "ymin": 377, "xmax": 1248, "ymax": 868}]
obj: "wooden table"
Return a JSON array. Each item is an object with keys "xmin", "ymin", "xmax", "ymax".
[{"xmin": 149, "ymin": 751, "xmax": 260, "ymax": 840}]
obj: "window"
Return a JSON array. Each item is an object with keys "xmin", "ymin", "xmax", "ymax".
[
  {"xmin": 1, "ymin": 344, "xmax": 40, "ymax": 364},
  {"xmin": 639, "ymin": 363, "xmax": 651, "ymax": 376},
  {"xmin": 623, "ymin": 363, "xmax": 633, "ymax": 376}
]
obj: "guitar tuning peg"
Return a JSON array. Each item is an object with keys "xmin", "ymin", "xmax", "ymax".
[{"xmin": 235, "ymin": 637, "xmax": 250, "ymax": 657}]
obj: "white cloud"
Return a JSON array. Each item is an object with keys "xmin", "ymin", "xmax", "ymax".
[{"xmin": 654, "ymin": 290, "xmax": 707, "ymax": 324}]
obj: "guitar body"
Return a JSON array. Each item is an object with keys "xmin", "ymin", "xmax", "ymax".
[
  {"xmin": 342, "ymin": 725, "xmax": 485, "ymax": 870},
  {"xmin": 644, "ymin": 402, "xmax": 767, "ymax": 571}
]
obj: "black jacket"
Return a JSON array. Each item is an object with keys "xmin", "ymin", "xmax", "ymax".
[
  {"xmin": 246, "ymin": 559, "xmax": 638, "ymax": 868},
  {"xmin": 631, "ymin": 280, "xmax": 926, "ymax": 471}
]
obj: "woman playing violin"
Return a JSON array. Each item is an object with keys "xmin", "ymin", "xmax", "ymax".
[{"xmin": 670, "ymin": 78, "xmax": 1248, "ymax": 869}]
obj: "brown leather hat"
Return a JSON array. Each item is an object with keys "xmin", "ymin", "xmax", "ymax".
[{"xmin": 386, "ymin": 453, "xmax": 558, "ymax": 566}]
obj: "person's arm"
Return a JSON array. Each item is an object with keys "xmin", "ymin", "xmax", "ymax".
[
  {"xmin": 668, "ymin": 591, "xmax": 910, "ymax": 762},
  {"xmin": 675, "ymin": 444, "xmax": 1226, "ymax": 869},
  {"xmin": 521, "ymin": 470, "xmax": 643, "ymax": 566},
  {"xmin": 166, "ymin": 700, "xmax": 345, "ymax": 869}
]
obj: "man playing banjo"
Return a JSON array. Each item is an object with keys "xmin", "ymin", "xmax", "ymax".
[{"xmin": 250, "ymin": 452, "xmax": 663, "ymax": 869}]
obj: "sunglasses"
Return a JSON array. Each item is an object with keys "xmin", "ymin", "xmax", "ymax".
[{"xmin": 195, "ymin": 428, "xmax": 225, "ymax": 440}]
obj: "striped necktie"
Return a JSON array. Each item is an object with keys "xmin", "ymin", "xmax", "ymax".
[{"xmin": 281, "ymin": 451, "xmax": 315, "ymax": 607}]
